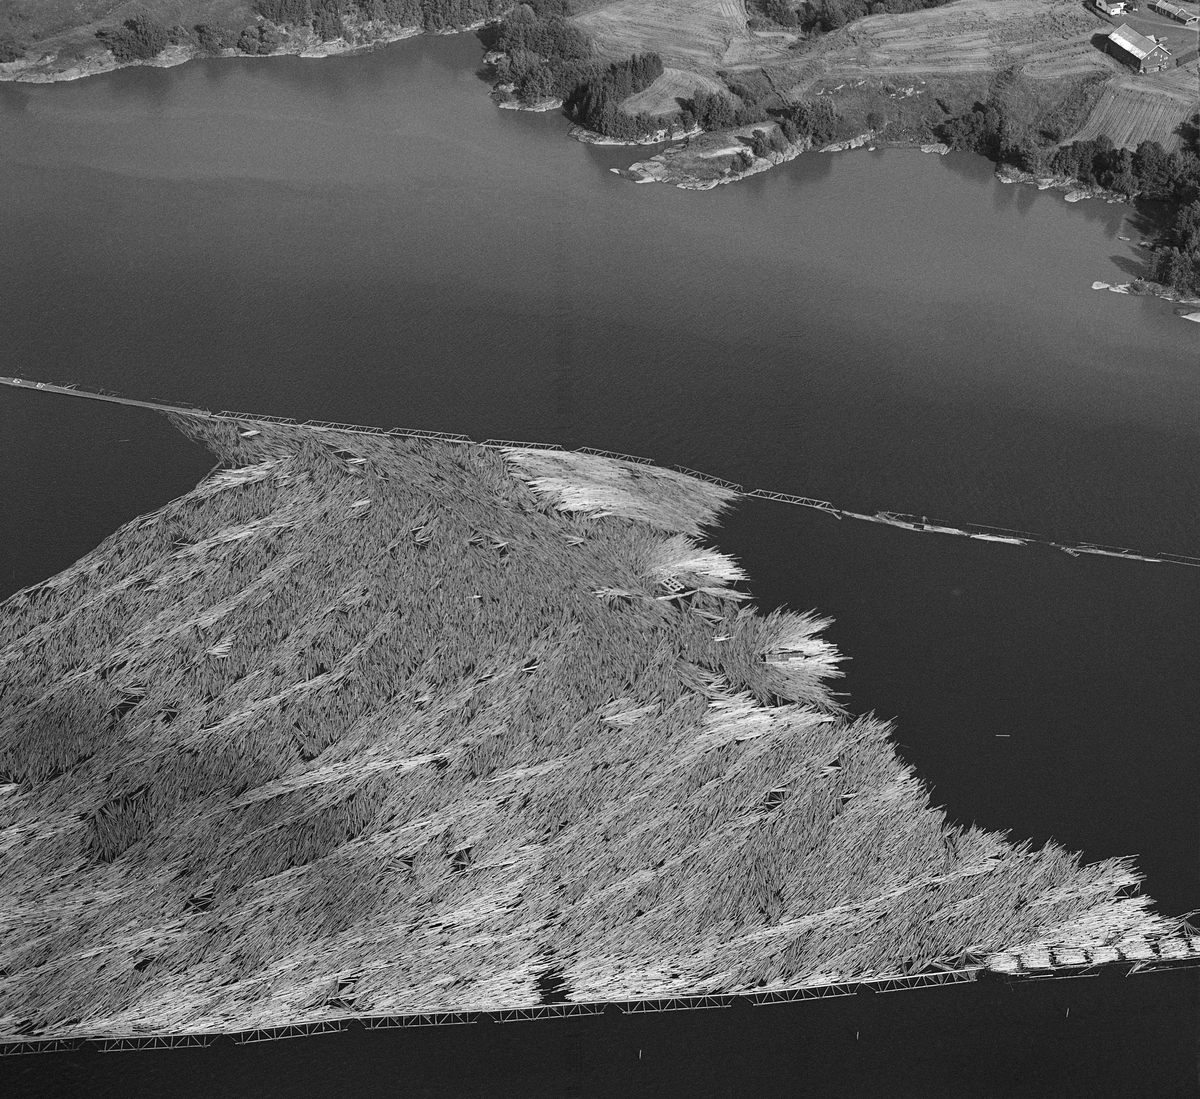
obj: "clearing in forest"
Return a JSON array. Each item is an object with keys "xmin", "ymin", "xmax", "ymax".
[{"xmin": 620, "ymin": 66, "xmax": 727, "ymax": 116}]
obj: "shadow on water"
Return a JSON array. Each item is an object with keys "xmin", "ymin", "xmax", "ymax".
[
  {"xmin": 1012, "ymin": 180, "xmax": 1040, "ymax": 216},
  {"xmin": 783, "ymin": 146, "xmax": 834, "ymax": 184},
  {"xmin": 932, "ymin": 148, "xmax": 993, "ymax": 186},
  {"xmin": 0, "ymin": 82, "xmax": 31, "ymax": 113},
  {"xmin": 227, "ymin": 53, "xmax": 365, "ymax": 98},
  {"xmin": 991, "ymin": 175, "xmax": 1018, "ymax": 214},
  {"xmin": 1108, "ymin": 253, "xmax": 1148, "ymax": 279},
  {"xmin": 96, "ymin": 62, "xmax": 194, "ymax": 107}
]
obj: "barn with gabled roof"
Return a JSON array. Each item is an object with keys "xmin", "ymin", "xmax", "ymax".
[{"xmin": 1104, "ymin": 23, "xmax": 1173, "ymax": 72}]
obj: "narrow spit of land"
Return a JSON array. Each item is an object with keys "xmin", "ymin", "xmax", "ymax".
[{"xmin": 0, "ymin": 387, "xmax": 1197, "ymax": 1049}]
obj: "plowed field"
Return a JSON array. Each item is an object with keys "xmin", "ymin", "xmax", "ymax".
[
  {"xmin": 1068, "ymin": 69, "xmax": 1200, "ymax": 150},
  {"xmin": 574, "ymin": 0, "xmax": 752, "ymax": 68}
]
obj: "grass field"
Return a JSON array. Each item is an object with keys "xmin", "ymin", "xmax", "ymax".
[{"xmin": 621, "ymin": 65, "xmax": 726, "ymax": 115}]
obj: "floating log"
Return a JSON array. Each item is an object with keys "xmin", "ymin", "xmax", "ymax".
[{"xmin": 1, "ymin": 396, "xmax": 1196, "ymax": 1047}]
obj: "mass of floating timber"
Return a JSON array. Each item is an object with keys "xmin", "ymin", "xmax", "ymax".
[{"xmin": 1, "ymin": 377, "xmax": 1198, "ymax": 1054}]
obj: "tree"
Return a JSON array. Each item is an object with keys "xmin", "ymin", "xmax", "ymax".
[
  {"xmin": 1165, "ymin": 248, "xmax": 1195, "ymax": 292},
  {"xmin": 688, "ymin": 89, "xmax": 736, "ymax": 131},
  {"xmin": 97, "ymin": 16, "xmax": 170, "ymax": 61},
  {"xmin": 0, "ymin": 33, "xmax": 25, "ymax": 61},
  {"xmin": 819, "ymin": 0, "xmax": 848, "ymax": 29},
  {"xmin": 1173, "ymin": 200, "xmax": 1200, "ymax": 257},
  {"xmin": 253, "ymin": 0, "xmax": 313, "ymax": 21},
  {"xmin": 764, "ymin": 0, "xmax": 799, "ymax": 24},
  {"xmin": 313, "ymin": 0, "xmax": 346, "ymax": 39},
  {"xmin": 195, "ymin": 23, "xmax": 229, "ymax": 52},
  {"xmin": 518, "ymin": 64, "xmax": 554, "ymax": 104},
  {"xmin": 1133, "ymin": 141, "xmax": 1171, "ymax": 197},
  {"xmin": 788, "ymin": 97, "xmax": 838, "ymax": 146}
]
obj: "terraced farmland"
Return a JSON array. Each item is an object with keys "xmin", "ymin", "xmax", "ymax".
[{"xmin": 768, "ymin": 0, "xmax": 1109, "ymax": 96}]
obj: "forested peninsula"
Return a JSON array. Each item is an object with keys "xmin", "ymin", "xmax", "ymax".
[
  {"xmin": 1, "ymin": 408, "xmax": 1197, "ymax": 1045},
  {"xmin": 1, "ymin": 0, "xmax": 1196, "ymax": 292}
]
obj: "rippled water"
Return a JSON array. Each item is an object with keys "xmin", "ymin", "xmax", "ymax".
[{"xmin": 1, "ymin": 33, "xmax": 1197, "ymax": 1096}]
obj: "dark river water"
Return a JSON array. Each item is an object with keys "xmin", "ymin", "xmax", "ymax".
[{"xmin": 1, "ymin": 33, "xmax": 1197, "ymax": 1097}]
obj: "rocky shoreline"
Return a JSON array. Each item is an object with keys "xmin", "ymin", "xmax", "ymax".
[
  {"xmin": 569, "ymin": 123, "xmax": 704, "ymax": 147},
  {"xmin": 612, "ymin": 128, "xmax": 889, "ymax": 191},
  {"xmin": 996, "ymin": 163, "xmax": 1131, "ymax": 205}
]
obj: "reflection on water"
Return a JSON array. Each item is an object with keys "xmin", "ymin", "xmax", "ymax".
[{"xmin": 1, "ymin": 33, "xmax": 1198, "ymax": 1095}]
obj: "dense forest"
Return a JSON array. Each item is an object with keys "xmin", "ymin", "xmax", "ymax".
[
  {"xmin": 747, "ymin": 0, "xmax": 958, "ymax": 31},
  {"xmin": 490, "ymin": 1, "xmax": 595, "ymax": 105},
  {"xmin": 0, "ymin": 32, "xmax": 25, "ymax": 61},
  {"xmin": 567, "ymin": 53, "xmax": 664, "ymax": 138},
  {"xmin": 95, "ymin": 0, "xmax": 511, "ymax": 58},
  {"xmin": 250, "ymin": 0, "xmax": 509, "ymax": 38},
  {"xmin": 487, "ymin": 2, "xmax": 666, "ymax": 139}
]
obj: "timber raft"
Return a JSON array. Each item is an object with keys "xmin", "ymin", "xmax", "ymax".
[
  {"xmin": 4, "ymin": 375, "xmax": 1198, "ymax": 570},
  {"xmin": 2, "ymin": 377, "xmax": 1199, "ymax": 1054}
]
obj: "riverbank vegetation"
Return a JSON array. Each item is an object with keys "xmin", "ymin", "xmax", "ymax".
[
  {"xmin": 934, "ymin": 74, "xmax": 1200, "ymax": 293},
  {"xmin": 486, "ymin": 2, "xmax": 667, "ymax": 138},
  {"xmin": 0, "ymin": 413, "xmax": 1192, "ymax": 1038}
]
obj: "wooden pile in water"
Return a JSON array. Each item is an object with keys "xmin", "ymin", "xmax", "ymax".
[{"xmin": 0, "ymin": 415, "xmax": 1192, "ymax": 1040}]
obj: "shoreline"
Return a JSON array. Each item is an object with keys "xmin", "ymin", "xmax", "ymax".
[
  {"xmin": 570, "ymin": 122, "xmax": 704, "ymax": 147},
  {"xmin": 995, "ymin": 163, "xmax": 1131, "ymax": 206},
  {"xmin": 3, "ymin": 22, "xmax": 1189, "ymax": 307},
  {"xmin": 0, "ymin": 20, "xmax": 465, "ymax": 84},
  {"xmin": 613, "ymin": 129, "xmax": 917, "ymax": 191},
  {"xmin": 608, "ymin": 126, "xmax": 1189, "ymax": 308}
]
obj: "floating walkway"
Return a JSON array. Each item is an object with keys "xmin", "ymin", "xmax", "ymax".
[
  {"xmin": 5, "ymin": 375, "xmax": 1199, "ymax": 573},
  {"xmin": 4, "ymin": 949, "xmax": 1197, "ymax": 1056}
]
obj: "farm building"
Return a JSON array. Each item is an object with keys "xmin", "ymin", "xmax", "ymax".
[
  {"xmin": 1092, "ymin": 0, "xmax": 1128, "ymax": 14},
  {"xmin": 1148, "ymin": 0, "xmax": 1200, "ymax": 24},
  {"xmin": 1104, "ymin": 24, "xmax": 1173, "ymax": 71}
]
